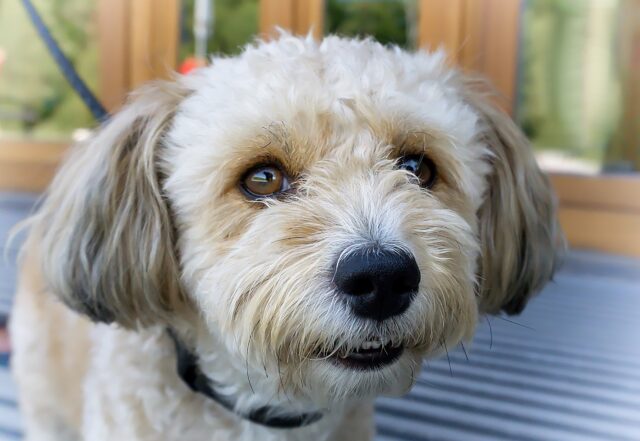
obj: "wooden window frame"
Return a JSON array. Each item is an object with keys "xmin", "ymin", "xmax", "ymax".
[
  {"xmin": 0, "ymin": 140, "xmax": 68, "ymax": 193},
  {"xmin": 1, "ymin": 0, "xmax": 311, "ymax": 194},
  {"xmin": 549, "ymin": 174, "xmax": 640, "ymax": 257},
  {"xmin": 3, "ymin": 0, "xmax": 638, "ymax": 256},
  {"xmin": 0, "ymin": 0, "xmax": 180, "ymax": 192},
  {"xmin": 419, "ymin": 0, "xmax": 640, "ymax": 257}
]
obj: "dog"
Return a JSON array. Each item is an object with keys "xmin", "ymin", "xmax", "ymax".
[{"xmin": 10, "ymin": 34, "xmax": 560, "ymax": 441}]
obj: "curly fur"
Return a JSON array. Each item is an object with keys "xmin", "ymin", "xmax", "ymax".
[{"xmin": 10, "ymin": 34, "xmax": 561, "ymax": 441}]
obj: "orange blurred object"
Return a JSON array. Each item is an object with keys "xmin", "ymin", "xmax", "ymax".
[{"xmin": 179, "ymin": 56, "xmax": 207, "ymax": 75}]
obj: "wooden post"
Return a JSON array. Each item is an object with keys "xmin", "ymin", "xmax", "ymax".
[
  {"xmin": 418, "ymin": 0, "xmax": 466, "ymax": 64},
  {"xmin": 260, "ymin": 0, "xmax": 323, "ymax": 39},
  {"xmin": 471, "ymin": 0, "xmax": 520, "ymax": 113},
  {"xmin": 260, "ymin": 0, "xmax": 295, "ymax": 36},
  {"xmin": 129, "ymin": 0, "xmax": 180, "ymax": 89},
  {"xmin": 293, "ymin": 0, "xmax": 324, "ymax": 39},
  {"xmin": 418, "ymin": 0, "xmax": 521, "ymax": 114},
  {"xmin": 98, "ymin": 0, "xmax": 129, "ymax": 113},
  {"xmin": 98, "ymin": 0, "xmax": 180, "ymax": 111}
]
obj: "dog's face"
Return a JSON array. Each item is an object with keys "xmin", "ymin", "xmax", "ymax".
[{"xmin": 36, "ymin": 36, "xmax": 560, "ymax": 406}]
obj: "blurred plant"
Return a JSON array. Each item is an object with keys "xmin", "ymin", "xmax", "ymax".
[
  {"xmin": 179, "ymin": 0, "xmax": 258, "ymax": 59},
  {"xmin": 326, "ymin": 0, "xmax": 415, "ymax": 49},
  {"xmin": 0, "ymin": 0, "xmax": 98, "ymax": 139},
  {"xmin": 604, "ymin": 0, "xmax": 640, "ymax": 172},
  {"xmin": 516, "ymin": 0, "xmax": 631, "ymax": 171}
]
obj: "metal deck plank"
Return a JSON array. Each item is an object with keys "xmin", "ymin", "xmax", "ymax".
[{"xmin": 1, "ymin": 192, "xmax": 639, "ymax": 440}]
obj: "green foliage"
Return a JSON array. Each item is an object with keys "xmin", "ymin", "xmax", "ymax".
[
  {"xmin": 179, "ymin": 0, "xmax": 258, "ymax": 59},
  {"xmin": 0, "ymin": 0, "xmax": 99, "ymax": 140},
  {"xmin": 325, "ymin": 0, "xmax": 412, "ymax": 48},
  {"xmin": 516, "ymin": 0, "xmax": 622, "ymax": 166}
]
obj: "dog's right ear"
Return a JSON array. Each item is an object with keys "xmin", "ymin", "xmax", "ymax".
[
  {"xmin": 32, "ymin": 79, "xmax": 193, "ymax": 328},
  {"xmin": 456, "ymin": 75, "xmax": 563, "ymax": 316}
]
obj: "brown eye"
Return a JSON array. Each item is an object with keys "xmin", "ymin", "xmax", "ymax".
[
  {"xmin": 241, "ymin": 165, "xmax": 290, "ymax": 198},
  {"xmin": 397, "ymin": 154, "xmax": 437, "ymax": 188}
]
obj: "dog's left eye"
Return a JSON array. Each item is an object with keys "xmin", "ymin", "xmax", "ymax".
[
  {"xmin": 397, "ymin": 155, "xmax": 437, "ymax": 188},
  {"xmin": 241, "ymin": 165, "xmax": 291, "ymax": 198}
]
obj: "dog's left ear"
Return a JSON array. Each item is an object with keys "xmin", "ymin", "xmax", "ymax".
[
  {"xmin": 458, "ymin": 76, "xmax": 563, "ymax": 315},
  {"xmin": 33, "ymin": 79, "xmax": 193, "ymax": 328}
]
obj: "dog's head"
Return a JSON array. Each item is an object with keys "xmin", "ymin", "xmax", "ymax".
[{"xmin": 35, "ymin": 36, "xmax": 560, "ymax": 406}]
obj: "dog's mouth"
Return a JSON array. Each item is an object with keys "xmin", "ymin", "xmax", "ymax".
[{"xmin": 328, "ymin": 338, "xmax": 404, "ymax": 371}]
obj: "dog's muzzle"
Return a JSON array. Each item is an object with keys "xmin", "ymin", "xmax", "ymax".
[{"xmin": 334, "ymin": 246, "xmax": 420, "ymax": 321}]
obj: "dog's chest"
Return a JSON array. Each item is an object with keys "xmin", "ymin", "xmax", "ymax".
[{"xmin": 82, "ymin": 325, "xmax": 374, "ymax": 441}]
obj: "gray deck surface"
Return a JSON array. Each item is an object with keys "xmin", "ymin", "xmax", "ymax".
[{"xmin": 1, "ymin": 192, "xmax": 639, "ymax": 440}]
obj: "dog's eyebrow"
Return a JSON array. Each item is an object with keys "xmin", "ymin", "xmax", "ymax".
[
  {"xmin": 261, "ymin": 121, "xmax": 294, "ymax": 157},
  {"xmin": 261, "ymin": 121, "xmax": 286, "ymax": 139},
  {"xmin": 397, "ymin": 133, "xmax": 410, "ymax": 150},
  {"xmin": 403, "ymin": 130, "xmax": 441, "ymax": 150}
]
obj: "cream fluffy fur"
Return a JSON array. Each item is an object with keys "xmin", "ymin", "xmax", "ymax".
[{"xmin": 10, "ymin": 35, "xmax": 560, "ymax": 441}]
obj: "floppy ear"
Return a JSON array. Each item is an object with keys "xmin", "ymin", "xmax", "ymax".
[
  {"xmin": 459, "ymin": 76, "xmax": 563, "ymax": 315},
  {"xmin": 32, "ymin": 79, "xmax": 192, "ymax": 328}
]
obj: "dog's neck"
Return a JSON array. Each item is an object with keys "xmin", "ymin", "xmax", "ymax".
[{"xmin": 168, "ymin": 329, "xmax": 324, "ymax": 429}]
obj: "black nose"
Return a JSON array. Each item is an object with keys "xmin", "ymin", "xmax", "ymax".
[{"xmin": 333, "ymin": 247, "xmax": 420, "ymax": 321}]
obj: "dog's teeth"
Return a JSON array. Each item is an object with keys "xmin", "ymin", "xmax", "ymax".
[{"xmin": 357, "ymin": 340, "xmax": 383, "ymax": 350}]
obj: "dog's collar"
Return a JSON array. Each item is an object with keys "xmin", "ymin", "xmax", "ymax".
[{"xmin": 167, "ymin": 329, "xmax": 323, "ymax": 429}]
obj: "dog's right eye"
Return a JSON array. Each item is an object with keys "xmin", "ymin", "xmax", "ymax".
[
  {"xmin": 397, "ymin": 154, "xmax": 437, "ymax": 189},
  {"xmin": 241, "ymin": 165, "xmax": 291, "ymax": 199}
]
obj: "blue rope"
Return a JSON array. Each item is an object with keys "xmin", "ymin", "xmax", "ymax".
[{"xmin": 21, "ymin": 0, "xmax": 109, "ymax": 121}]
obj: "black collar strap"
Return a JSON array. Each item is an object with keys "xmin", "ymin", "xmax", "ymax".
[{"xmin": 167, "ymin": 329, "xmax": 324, "ymax": 429}]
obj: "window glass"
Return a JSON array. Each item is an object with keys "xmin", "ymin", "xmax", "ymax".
[
  {"xmin": 325, "ymin": 0, "xmax": 418, "ymax": 49},
  {"xmin": 517, "ymin": 0, "xmax": 639, "ymax": 174},
  {"xmin": 0, "ymin": 0, "xmax": 99, "ymax": 141}
]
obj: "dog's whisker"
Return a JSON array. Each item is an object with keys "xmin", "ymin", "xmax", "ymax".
[
  {"xmin": 486, "ymin": 316, "xmax": 494, "ymax": 350},
  {"xmin": 460, "ymin": 342, "xmax": 470, "ymax": 362},
  {"xmin": 495, "ymin": 315, "xmax": 535, "ymax": 331},
  {"xmin": 442, "ymin": 339, "xmax": 453, "ymax": 377},
  {"xmin": 245, "ymin": 321, "xmax": 261, "ymax": 394},
  {"xmin": 275, "ymin": 355, "xmax": 293, "ymax": 406}
]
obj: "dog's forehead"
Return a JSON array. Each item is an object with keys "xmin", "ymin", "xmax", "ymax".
[
  {"xmin": 168, "ymin": 36, "xmax": 483, "ymax": 191},
  {"xmin": 182, "ymin": 38, "xmax": 475, "ymax": 132}
]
